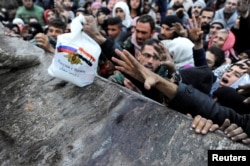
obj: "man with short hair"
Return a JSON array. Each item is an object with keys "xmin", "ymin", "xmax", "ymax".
[
  {"xmin": 82, "ymin": 15, "xmax": 174, "ymax": 103},
  {"xmin": 200, "ymin": 7, "xmax": 215, "ymax": 40},
  {"xmin": 32, "ymin": 18, "xmax": 66, "ymax": 53},
  {"xmin": 123, "ymin": 14, "xmax": 156, "ymax": 58},
  {"xmin": 15, "ymin": 0, "xmax": 45, "ymax": 26},
  {"xmin": 112, "ymin": 47, "xmax": 250, "ymax": 141},
  {"xmin": 231, "ymin": 0, "xmax": 250, "ymax": 54},
  {"xmin": 106, "ymin": 16, "xmax": 129, "ymax": 46},
  {"xmin": 109, "ymin": 38, "xmax": 172, "ymax": 103},
  {"xmin": 213, "ymin": 0, "xmax": 239, "ymax": 29},
  {"xmin": 158, "ymin": 15, "xmax": 186, "ymax": 40}
]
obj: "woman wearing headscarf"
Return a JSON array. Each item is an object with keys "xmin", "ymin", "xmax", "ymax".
[{"xmin": 112, "ymin": 1, "xmax": 132, "ymax": 29}]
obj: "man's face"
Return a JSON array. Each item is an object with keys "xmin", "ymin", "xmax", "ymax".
[
  {"xmin": 174, "ymin": 0, "xmax": 184, "ymax": 6},
  {"xmin": 224, "ymin": 0, "xmax": 238, "ymax": 14},
  {"xmin": 143, "ymin": 1, "xmax": 151, "ymax": 13},
  {"xmin": 200, "ymin": 11, "xmax": 214, "ymax": 25},
  {"xmin": 107, "ymin": 24, "xmax": 122, "ymax": 40},
  {"xmin": 209, "ymin": 23, "xmax": 223, "ymax": 36},
  {"xmin": 137, "ymin": 45, "xmax": 161, "ymax": 72},
  {"xmin": 22, "ymin": 0, "xmax": 33, "ymax": 9},
  {"xmin": 160, "ymin": 24, "xmax": 174, "ymax": 39},
  {"xmin": 7, "ymin": 9, "xmax": 17, "ymax": 20},
  {"xmin": 63, "ymin": 0, "xmax": 72, "ymax": 8},
  {"xmin": 212, "ymin": 31, "xmax": 228, "ymax": 48},
  {"xmin": 135, "ymin": 22, "xmax": 153, "ymax": 46},
  {"xmin": 237, "ymin": 0, "xmax": 250, "ymax": 15},
  {"xmin": 191, "ymin": 5, "xmax": 203, "ymax": 17},
  {"xmin": 219, "ymin": 65, "xmax": 247, "ymax": 87},
  {"xmin": 46, "ymin": 26, "xmax": 64, "ymax": 39}
]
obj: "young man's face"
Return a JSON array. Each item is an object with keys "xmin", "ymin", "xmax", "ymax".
[
  {"xmin": 160, "ymin": 24, "xmax": 174, "ymax": 39},
  {"xmin": 107, "ymin": 24, "xmax": 122, "ymax": 40},
  {"xmin": 219, "ymin": 64, "xmax": 247, "ymax": 87},
  {"xmin": 137, "ymin": 45, "xmax": 161, "ymax": 72},
  {"xmin": 209, "ymin": 23, "xmax": 223, "ymax": 36},
  {"xmin": 46, "ymin": 26, "xmax": 64, "ymax": 39},
  {"xmin": 237, "ymin": 0, "xmax": 250, "ymax": 15},
  {"xmin": 22, "ymin": 0, "xmax": 33, "ymax": 9},
  {"xmin": 143, "ymin": 1, "xmax": 151, "ymax": 13},
  {"xmin": 200, "ymin": 11, "xmax": 214, "ymax": 25},
  {"xmin": 135, "ymin": 22, "xmax": 153, "ymax": 46}
]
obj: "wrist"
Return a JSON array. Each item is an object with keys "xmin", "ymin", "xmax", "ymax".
[
  {"xmin": 193, "ymin": 42, "xmax": 203, "ymax": 50},
  {"xmin": 91, "ymin": 33, "xmax": 106, "ymax": 44}
]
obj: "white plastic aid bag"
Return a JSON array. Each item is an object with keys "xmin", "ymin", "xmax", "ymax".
[{"xmin": 48, "ymin": 15, "xmax": 101, "ymax": 87}]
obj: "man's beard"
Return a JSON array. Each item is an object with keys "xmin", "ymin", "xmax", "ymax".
[{"xmin": 224, "ymin": 8, "xmax": 235, "ymax": 14}]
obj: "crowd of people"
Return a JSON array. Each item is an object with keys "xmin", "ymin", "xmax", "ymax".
[{"xmin": 1, "ymin": 0, "xmax": 250, "ymax": 145}]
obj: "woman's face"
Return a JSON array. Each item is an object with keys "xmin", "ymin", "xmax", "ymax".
[
  {"xmin": 115, "ymin": 8, "xmax": 125, "ymax": 20},
  {"xmin": 130, "ymin": 0, "xmax": 140, "ymax": 9},
  {"xmin": 47, "ymin": 11, "xmax": 56, "ymax": 23},
  {"xmin": 206, "ymin": 50, "xmax": 216, "ymax": 69}
]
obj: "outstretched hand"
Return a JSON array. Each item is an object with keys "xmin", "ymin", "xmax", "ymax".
[
  {"xmin": 82, "ymin": 15, "xmax": 100, "ymax": 38},
  {"xmin": 220, "ymin": 119, "xmax": 250, "ymax": 144},
  {"xmin": 154, "ymin": 43, "xmax": 176, "ymax": 73},
  {"xmin": 185, "ymin": 16, "xmax": 203, "ymax": 43},
  {"xmin": 237, "ymin": 83, "xmax": 250, "ymax": 104},
  {"xmin": 171, "ymin": 22, "xmax": 188, "ymax": 37},
  {"xmin": 112, "ymin": 49, "xmax": 160, "ymax": 90},
  {"xmin": 191, "ymin": 115, "xmax": 219, "ymax": 134}
]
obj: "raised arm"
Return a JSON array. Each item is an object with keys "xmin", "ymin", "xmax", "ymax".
[{"xmin": 112, "ymin": 48, "xmax": 250, "ymax": 137}]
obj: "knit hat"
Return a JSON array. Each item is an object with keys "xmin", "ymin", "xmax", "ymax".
[
  {"xmin": 76, "ymin": 7, "xmax": 86, "ymax": 14},
  {"xmin": 161, "ymin": 15, "xmax": 182, "ymax": 27},
  {"xmin": 210, "ymin": 19, "xmax": 226, "ymax": 29},
  {"xmin": 192, "ymin": 0, "xmax": 206, "ymax": 9},
  {"xmin": 97, "ymin": 7, "xmax": 111, "ymax": 16},
  {"xmin": 91, "ymin": 2, "xmax": 102, "ymax": 9},
  {"xmin": 12, "ymin": 18, "xmax": 24, "ymax": 25}
]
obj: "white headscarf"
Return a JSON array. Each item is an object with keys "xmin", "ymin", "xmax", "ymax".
[
  {"xmin": 161, "ymin": 37, "xmax": 195, "ymax": 69},
  {"xmin": 112, "ymin": 1, "xmax": 132, "ymax": 28}
]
